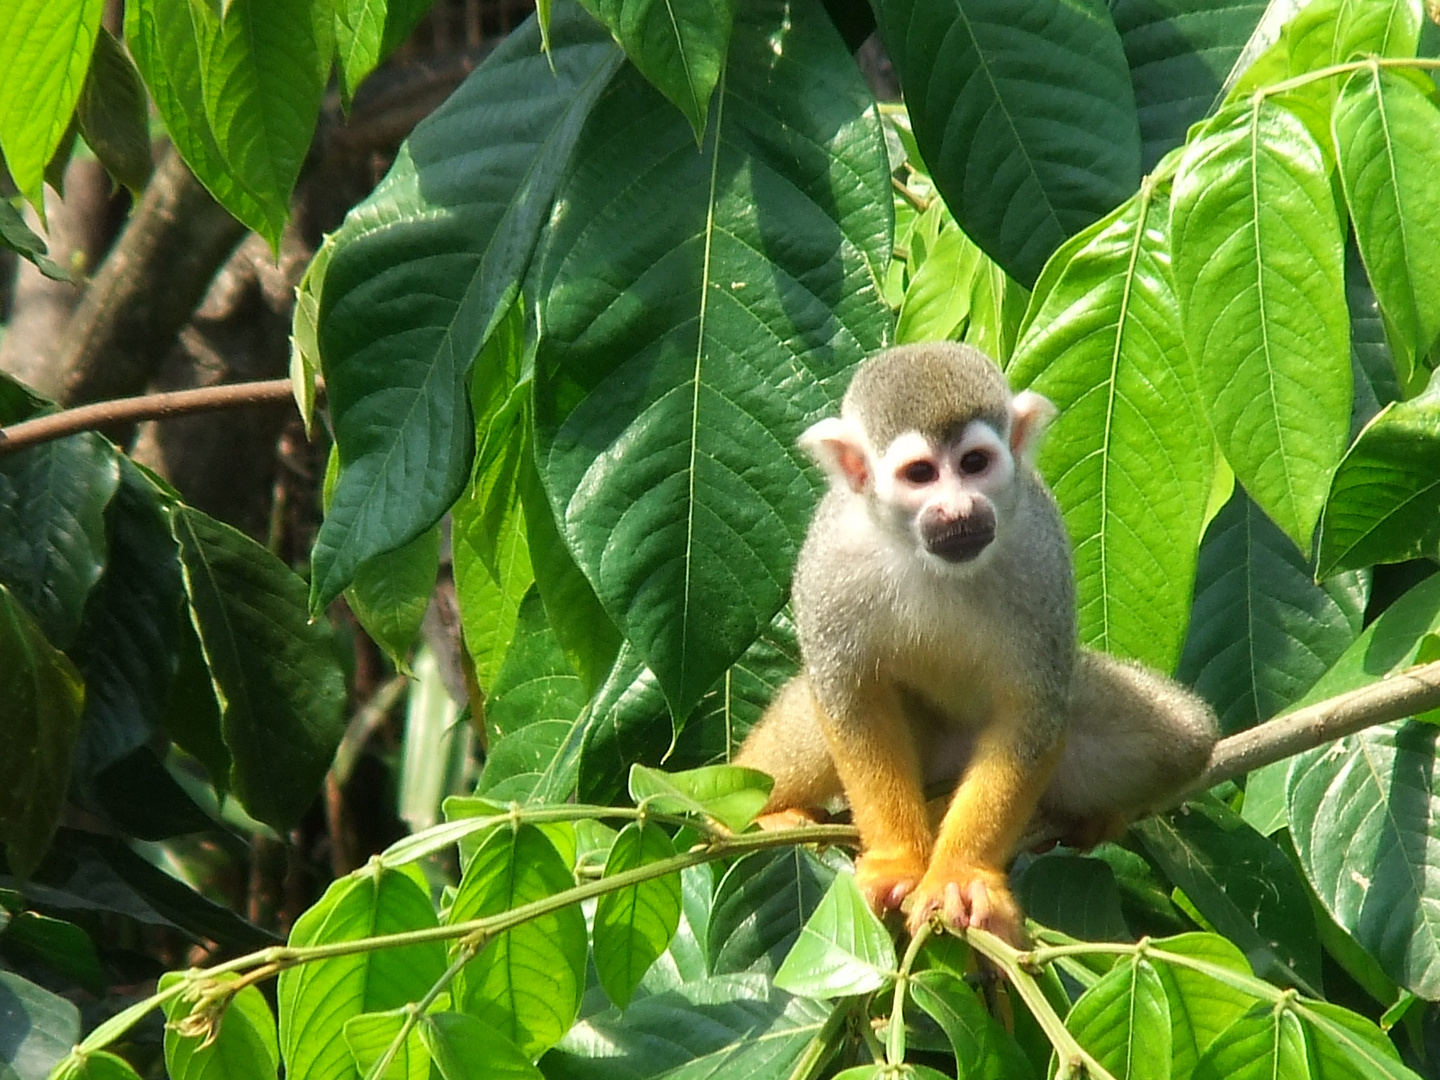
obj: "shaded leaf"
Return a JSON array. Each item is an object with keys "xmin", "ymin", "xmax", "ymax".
[
  {"xmin": 75, "ymin": 28, "xmax": 152, "ymax": 192},
  {"xmin": 876, "ymin": 0, "xmax": 1141, "ymax": 285},
  {"xmin": 910, "ymin": 968, "xmax": 1036, "ymax": 1080},
  {"xmin": 312, "ymin": 5, "xmax": 622, "ymax": 609},
  {"xmin": 1015, "ymin": 854, "xmax": 1129, "ymax": 943},
  {"xmin": 709, "ymin": 848, "xmax": 841, "ymax": 976},
  {"xmin": 0, "ymin": 971, "xmax": 80, "ymax": 1080},
  {"xmin": 346, "ymin": 526, "xmax": 440, "ymax": 671},
  {"xmin": 533, "ymin": 0, "xmax": 891, "ymax": 717}
]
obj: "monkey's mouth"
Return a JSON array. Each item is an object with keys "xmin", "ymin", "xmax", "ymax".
[{"xmin": 927, "ymin": 525, "xmax": 994, "ymax": 563}]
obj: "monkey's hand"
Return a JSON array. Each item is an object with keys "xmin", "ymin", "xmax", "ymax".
[
  {"xmin": 905, "ymin": 864, "xmax": 1025, "ymax": 946},
  {"xmin": 854, "ymin": 849, "xmax": 927, "ymax": 913}
]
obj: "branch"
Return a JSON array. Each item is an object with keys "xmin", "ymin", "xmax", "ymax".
[
  {"xmin": 0, "ymin": 378, "xmax": 314, "ymax": 455},
  {"xmin": 1194, "ymin": 658, "xmax": 1440, "ymax": 791}
]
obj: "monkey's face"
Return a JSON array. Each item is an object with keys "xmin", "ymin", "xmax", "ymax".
[{"xmin": 872, "ymin": 424, "xmax": 1017, "ymax": 567}]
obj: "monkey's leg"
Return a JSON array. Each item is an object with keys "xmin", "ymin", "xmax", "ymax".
[
  {"xmin": 734, "ymin": 675, "xmax": 843, "ymax": 827},
  {"xmin": 816, "ymin": 683, "xmax": 934, "ymax": 913},
  {"xmin": 911, "ymin": 717, "xmax": 1060, "ymax": 946}
]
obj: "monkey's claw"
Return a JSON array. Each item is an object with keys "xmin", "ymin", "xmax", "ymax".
[
  {"xmin": 906, "ymin": 866, "xmax": 1025, "ymax": 946},
  {"xmin": 854, "ymin": 851, "xmax": 926, "ymax": 914}
]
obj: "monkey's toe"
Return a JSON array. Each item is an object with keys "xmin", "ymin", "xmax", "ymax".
[
  {"xmin": 854, "ymin": 851, "xmax": 926, "ymax": 914},
  {"xmin": 906, "ymin": 866, "xmax": 1025, "ymax": 946},
  {"xmin": 753, "ymin": 807, "xmax": 828, "ymax": 831}
]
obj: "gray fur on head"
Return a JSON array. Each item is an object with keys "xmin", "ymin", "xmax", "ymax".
[{"xmin": 842, "ymin": 342, "xmax": 1012, "ymax": 450}]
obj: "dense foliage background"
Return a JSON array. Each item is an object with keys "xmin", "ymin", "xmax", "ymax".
[{"xmin": 4, "ymin": 0, "xmax": 1440, "ymax": 1078}]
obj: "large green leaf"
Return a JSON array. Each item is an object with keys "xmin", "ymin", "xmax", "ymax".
[
  {"xmin": 1135, "ymin": 798, "xmax": 1322, "ymax": 993},
  {"xmin": 1010, "ymin": 187, "xmax": 1210, "ymax": 673},
  {"xmin": 1290, "ymin": 721, "xmax": 1440, "ymax": 999},
  {"xmin": 473, "ymin": 589, "xmax": 587, "ymax": 802},
  {"xmin": 1319, "ymin": 375, "xmax": 1440, "ymax": 576},
  {"xmin": 1178, "ymin": 489, "xmax": 1367, "ymax": 734},
  {"xmin": 545, "ymin": 974, "xmax": 832, "ymax": 1080},
  {"xmin": 170, "ymin": 505, "xmax": 346, "ymax": 832},
  {"xmin": 773, "ymin": 873, "xmax": 895, "ymax": 999},
  {"xmin": 1110, "ymin": 0, "xmax": 1268, "ymax": 172},
  {"xmin": 1192, "ymin": 1005, "xmax": 1307, "ymax": 1080},
  {"xmin": 593, "ymin": 821, "xmax": 683, "ymax": 1009},
  {"xmin": 909, "ymin": 968, "xmax": 1036, "ymax": 1080},
  {"xmin": 0, "ymin": 972, "xmax": 80, "ymax": 1080},
  {"xmin": 1170, "ymin": 98, "xmax": 1350, "ymax": 549},
  {"xmin": 333, "ymin": 0, "xmax": 434, "ymax": 105},
  {"xmin": 1149, "ymin": 933, "xmax": 1253, "ymax": 1080},
  {"xmin": 277, "ymin": 867, "xmax": 446, "ymax": 1080},
  {"xmin": 533, "ymin": 0, "xmax": 891, "ymax": 717},
  {"xmin": 449, "ymin": 825, "xmax": 587, "ymax": 1058},
  {"xmin": 1333, "ymin": 67, "xmax": 1440, "ymax": 358},
  {"xmin": 1065, "ymin": 954, "xmax": 1171, "ymax": 1079},
  {"xmin": 0, "ymin": 433, "xmax": 119, "ymax": 649},
  {"xmin": 311, "ymin": 5, "xmax": 622, "ymax": 610},
  {"xmin": 876, "ymin": 0, "xmax": 1140, "ymax": 286},
  {"xmin": 124, "ymin": 0, "xmax": 275, "ymax": 240},
  {"xmin": 419, "ymin": 1012, "xmax": 542, "ymax": 1080},
  {"xmin": 162, "ymin": 975, "xmax": 279, "ymax": 1080},
  {"xmin": 0, "ymin": 585, "xmax": 84, "ymax": 878},
  {"xmin": 342, "ymin": 1010, "xmax": 427, "ymax": 1080},
  {"xmin": 200, "ymin": 0, "xmax": 330, "ymax": 249},
  {"xmin": 708, "ymin": 848, "xmax": 840, "ymax": 976},
  {"xmin": 578, "ymin": 0, "xmax": 734, "ymax": 138},
  {"xmin": 0, "ymin": 0, "xmax": 104, "ymax": 208}
]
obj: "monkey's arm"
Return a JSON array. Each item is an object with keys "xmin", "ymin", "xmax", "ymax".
[{"xmin": 913, "ymin": 692, "xmax": 1062, "ymax": 944}]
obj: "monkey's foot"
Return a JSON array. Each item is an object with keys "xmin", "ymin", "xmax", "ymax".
[
  {"xmin": 854, "ymin": 850, "xmax": 927, "ymax": 913},
  {"xmin": 905, "ymin": 865, "xmax": 1025, "ymax": 946},
  {"xmin": 753, "ymin": 807, "xmax": 828, "ymax": 831}
]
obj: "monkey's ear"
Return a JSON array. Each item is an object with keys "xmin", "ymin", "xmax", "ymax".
[
  {"xmin": 1009, "ymin": 391, "xmax": 1057, "ymax": 460},
  {"xmin": 800, "ymin": 417, "xmax": 870, "ymax": 492}
]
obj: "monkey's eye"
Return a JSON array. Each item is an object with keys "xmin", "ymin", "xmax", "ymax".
[
  {"xmin": 899, "ymin": 460, "xmax": 937, "ymax": 485},
  {"xmin": 958, "ymin": 450, "xmax": 991, "ymax": 475}
]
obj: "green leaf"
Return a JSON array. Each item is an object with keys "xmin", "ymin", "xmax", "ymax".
[
  {"xmin": 0, "ymin": 433, "xmax": 120, "ymax": 648},
  {"xmin": 1010, "ymin": 186, "xmax": 1211, "ymax": 672},
  {"xmin": 342, "ymin": 1010, "xmax": 427, "ymax": 1080},
  {"xmin": 577, "ymin": 0, "xmax": 734, "ymax": 138},
  {"xmin": 311, "ymin": 5, "xmax": 622, "ymax": 610},
  {"xmin": 895, "ymin": 223, "xmax": 982, "ymax": 344},
  {"xmin": 170, "ymin": 505, "xmax": 346, "ymax": 832},
  {"xmin": 0, "ymin": 910, "xmax": 105, "ymax": 994},
  {"xmin": 449, "ymin": 825, "xmax": 586, "ymax": 1058},
  {"xmin": 0, "ymin": 0, "xmax": 105, "ymax": 208},
  {"xmin": 68, "ymin": 463, "xmax": 185, "ymax": 791},
  {"xmin": 1178, "ymin": 488, "xmax": 1367, "ymax": 734},
  {"xmin": 1319, "ymin": 374, "xmax": 1440, "ymax": 576},
  {"xmin": 629, "ymin": 764, "xmax": 772, "ymax": 832},
  {"xmin": 0, "ymin": 198, "xmax": 74, "ymax": 281},
  {"xmin": 161, "ymin": 975, "xmax": 279, "ymax": 1080},
  {"xmin": 545, "ymin": 974, "xmax": 832, "ymax": 1080},
  {"xmin": 474, "ymin": 589, "xmax": 587, "ymax": 802},
  {"xmin": 346, "ymin": 526, "xmax": 440, "ymax": 671},
  {"xmin": 909, "ymin": 968, "xmax": 1036, "ymax": 1080},
  {"xmin": 773, "ymin": 873, "xmax": 895, "ymax": 998},
  {"xmin": 1193, "ymin": 1004, "xmax": 1307, "ymax": 1080},
  {"xmin": 1149, "ymin": 933, "xmax": 1254, "ymax": 1080},
  {"xmin": 277, "ymin": 867, "xmax": 447, "ymax": 1080},
  {"xmin": 0, "ymin": 584, "xmax": 84, "ymax": 878},
  {"xmin": 1066, "ymin": 954, "xmax": 1172, "ymax": 1080},
  {"xmin": 76, "ymin": 28, "xmax": 152, "ymax": 193},
  {"xmin": 709, "ymin": 848, "xmax": 841, "ymax": 976},
  {"xmin": 1110, "ymin": 0, "xmax": 1268, "ymax": 172},
  {"xmin": 0, "ymin": 971, "xmax": 79, "ymax": 1080},
  {"xmin": 533, "ymin": 0, "xmax": 891, "ymax": 718},
  {"xmin": 593, "ymin": 821, "xmax": 683, "ymax": 1008},
  {"xmin": 1334, "ymin": 67, "xmax": 1440, "ymax": 358},
  {"xmin": 200, "ymin": 0, "xmax": 330, "ymax": 248},
  {"xmin": 1289, "ymin": 720, "xmax": 1440, "ymax": 999},
  {"xmin": 1296, "ymin": 999, "xmax": 1418, "ymax": 1080},
  {"xmin": 334, "ymin": 0, "xmax": 435, "ymax": 105},
  {"xmin": 454, "ymin": 304, "xmax": 533, "ymax": 689},
  {"xmin": 876, "ymin": 0, "xmax": 1140, "ymax": 286},
  {"xmin": 419, "ymin": 1012, "xmax": 542, "ymax": 1080},
  {"xmin": 124, "ymin": 0, "xmax": 275, "ymax": 240},
  {"xmin": 1170, "ymin": 99, "xmax": 1350, "ymax": 550},
  {"xmin": 1136, "ymin": 798, "xmax": 1323, "ymax": 993},
  {"xmin": 1015, "ymin": 854, "xmax": 1129, "ymax": 943},
  {"xmin": 49, "ymin": 1052, "xmax": 144, "ymax": 1080}
]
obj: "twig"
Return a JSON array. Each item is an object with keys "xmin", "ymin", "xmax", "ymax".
[
  {"xmin": 1195, "ymin": 659, "xmax": 1440, "ymax": 791},
  {"xmin": 0, "ymin": 378, "xmax": 317, "ymax": 455}
]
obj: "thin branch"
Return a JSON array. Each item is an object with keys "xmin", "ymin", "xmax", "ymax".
[
  {"xmin": 0, "ymin": 378, "xmax": 316, "ymax": 455},
  {"xmin": 1194, "ymin": 659, "xmax": 1440, "ymax": 791}
]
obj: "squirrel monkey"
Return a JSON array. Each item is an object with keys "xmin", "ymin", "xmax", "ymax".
[{"xmin": 735, "ymin": 342, "xmax": 1217, "ymax": 945}]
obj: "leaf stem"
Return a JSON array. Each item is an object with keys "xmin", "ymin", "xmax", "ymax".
[
  {"xmin": 885, "ymin": 922, "xmax": 931, "ymax": 1065},
  {"xmin": 1256, "ymin": 55, "xmax": 1440, "ymax": 99}
]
